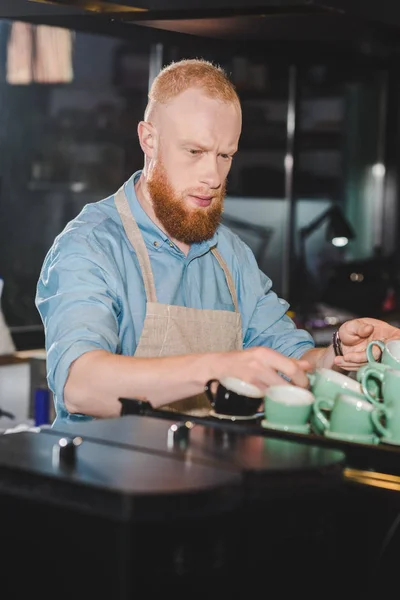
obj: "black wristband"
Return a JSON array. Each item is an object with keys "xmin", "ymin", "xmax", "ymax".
[{"xmin": 332, "ymin": 329, "xmax": 343, "ymax": 356}]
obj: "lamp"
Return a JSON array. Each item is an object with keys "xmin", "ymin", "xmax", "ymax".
[
  {"xmin": 300, "ymin": 205, "xmax": 355, "ymax": 250},
  {"xmin": 295, "ymin": 205, "xmax": 356, "ymax": 320}
]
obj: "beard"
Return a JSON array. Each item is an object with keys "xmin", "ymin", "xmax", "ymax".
[{"xmin": 147, "ymin": 160, "xmax": 226, "ymax": 244}]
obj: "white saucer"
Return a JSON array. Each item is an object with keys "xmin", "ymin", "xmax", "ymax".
[
  {"xmin": 261, "ymin": 419, "xmax": 310, "ymax": 434},
  {"xmin": 325, "ymin": 430, "xmax": 379, "ymax": 445},
  {"xmin": 209, "ymin": 410, "xmax": 260, "ymax": 421},
  {"xmin": 381, "ymin": 437, "xmax": 400, "ymax": 446}
]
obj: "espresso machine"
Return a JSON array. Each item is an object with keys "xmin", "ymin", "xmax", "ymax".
[{"xmin": 0, "ymin": 410, "xmax": 366, "ymax": 599}]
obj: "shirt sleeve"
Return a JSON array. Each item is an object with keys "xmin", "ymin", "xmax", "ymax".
[
  {"xmin": 239, "ymin": 246, "xmax": 315, "ymax": 358},
  {"xmin": 35, "ymin": 230, "xmax": 122, "ymax": 415}
]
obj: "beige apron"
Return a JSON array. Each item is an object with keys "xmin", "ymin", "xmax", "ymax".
[{"xmin": 115, "ymin": 185, "xmax": 243, "ymax": 416}]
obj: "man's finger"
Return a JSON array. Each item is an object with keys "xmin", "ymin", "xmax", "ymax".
[
  {"xmin": 343, "ymin": 320, "xmax": 374, "ymax": 340},
  {"xmin": 286, "ymin": 368, "xmax": 311, "ymax": 388},
  {"xmin": 258, "ymin": 370, "xmax": 291, "ymax": 389},
  {"xmin": 359, "ymin": 324, "xmax": 374, "ymax": 338},
  {"xmin": 297, "ymin": 359, "xmax": 313, "ymax": 371},
  {"xmin": 334, "ymin": 352, "xmax": 367, "ymax": 367}
]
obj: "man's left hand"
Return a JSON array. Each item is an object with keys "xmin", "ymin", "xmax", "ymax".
[{"xmin": 334, "ymin": 318, "xmax": 400, "ymax": 371}]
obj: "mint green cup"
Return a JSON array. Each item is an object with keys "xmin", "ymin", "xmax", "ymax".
[
  {"xmin": 371, "ymin": 369, "xmax": 400, "ymax": 445},
  {"xmin": 357, "ymin": 364, "xmax": 384, "ymax": 403},
  {"xmin": 307, "ymin": 368, "xmax": 363, "ymax": 434},
  {"xmin": 313, "ymin": 392, "xmax": 379, "ymax": 444},
  {"xmin": 359, "ymin": 365, "xmax": 388, "ymax": 405},
  {"xmin": 366, "ymin": 339, "xmax": 400, "ymax": 370},
  {"xmin": 308, "ymin": 367, "xmax": 362, "ymax": 400},
  {"xmin": 262, "ymin": 385, "xmax": 315, "ymax": 433},
  {"xmin": 360, "ymin": 340, "xmax": 400, "ymax": 403}
]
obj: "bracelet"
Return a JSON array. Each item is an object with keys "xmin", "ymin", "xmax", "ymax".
[{"xmin": 332, "ymin": 329, "xmax": 343, "ymax": 356}]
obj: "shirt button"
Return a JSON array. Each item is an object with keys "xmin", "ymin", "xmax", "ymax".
[
  {"xmin": 169, "ymin": 242, "xmax": 173, "ymax": 247},
  {"xmin": 153, "ymin": 241, "xmax": 159, "ymax": 247}
]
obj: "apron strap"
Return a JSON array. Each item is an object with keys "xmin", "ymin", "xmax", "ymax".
[
  {"xmin": 115, "ymin": 185, "xmax": 158, "ymax": 303},
  {"xmin": 211, "ymin": 247, "xmax": 240, "ymax": 313}
]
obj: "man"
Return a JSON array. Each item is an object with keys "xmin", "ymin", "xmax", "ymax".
[{"xmin": 36, "ymin": 58, "xmax": 398, "ymax": 423}]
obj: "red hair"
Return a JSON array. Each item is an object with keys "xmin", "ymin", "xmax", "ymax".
[{"xmin": 146, "ymin": 58, "xmax": 240, "ymax": 116}]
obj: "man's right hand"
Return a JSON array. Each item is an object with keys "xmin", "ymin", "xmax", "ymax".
[
  {"xmin": 214, "ymin": 346, "xmax": 312, "ymax": 393},
  {"xmin": 64, "ymin": 346, "xmax": 313, "ymax": 418}
]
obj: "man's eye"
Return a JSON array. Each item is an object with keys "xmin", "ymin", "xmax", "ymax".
[
  {"xmin": 189, "ymin": 149, "xmax": 201, "ymax": 155},
  {"xmin": 220, "ymin": 154, "xmax": 231, "ymax": 160}
]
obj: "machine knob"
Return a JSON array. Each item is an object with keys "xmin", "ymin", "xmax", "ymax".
[
  {"xmin": 167, "ymin": 421, "xmax": 194, "ymax": 448},
  {"xmin": 52, "ymin": 436, "xmax": 83, "ymax": 468}
]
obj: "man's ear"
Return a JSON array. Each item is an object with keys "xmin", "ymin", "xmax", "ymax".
[{"xmin": 138, "ymin": 121, "xmax": 157, "ymax": 158}]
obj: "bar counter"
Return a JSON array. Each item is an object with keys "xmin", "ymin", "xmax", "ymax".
[{"xmin": 0, "ymin": 409, "xmax": 398, "ymax": 597}]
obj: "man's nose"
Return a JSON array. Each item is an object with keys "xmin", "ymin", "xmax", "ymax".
[{"xmin": 199, "ymin": 155, "xmax": 221, "ymax": 190}]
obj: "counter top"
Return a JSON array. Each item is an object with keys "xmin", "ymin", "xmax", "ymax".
[{"xmin": 0, "ymin": 349, "xmax": 46, "ymax": 366}]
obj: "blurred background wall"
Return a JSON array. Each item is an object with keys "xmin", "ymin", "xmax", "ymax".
[{"xmin": 0, "ymin": 0, "xmax": 400, "ymax": 348}]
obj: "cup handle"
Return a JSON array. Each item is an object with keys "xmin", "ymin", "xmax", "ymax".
[
  {"xmin": 204, "ymin": 379, "xmax": 219, "ymax": 406},
  {"xmin": 313, "ymin": 397, "xmax": 334, "ymax": 432},
  {"xmin": 366, "ymin": 340, "xmax": 385, "ymax": 364},
  {"xmin": 307, "ymin": 372, "xmax": 316, "ymax": 388},
  {"xmin": 360, "ymin": 367, "xmax": 385, "ymax": 405},
  {"xmin": 371, "ymin": 406, "xmax": 389, "ymax": 439}
]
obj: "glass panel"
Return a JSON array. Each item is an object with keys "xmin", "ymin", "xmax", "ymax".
[
  {"xmin": 226, "ymin": 57, "xmax": 289, "ymax": 296},
  {"xmin": 0, "ymin": 21, "xmax": 150, "ymax": 345},
  {"xmin": 164, "ymin": 45, "xmax": 290, "ymax": 296},
  {"xmin": 292, "ymin": 61, "xmax": 390, "ymax": 334}
]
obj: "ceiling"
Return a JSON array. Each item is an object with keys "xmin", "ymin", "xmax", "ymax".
[
  {"xmin": 1, "ymin": 0, "xmax": 400, "ymax": 57},
  {"xmin": 20, "ymin": 0, "xmax": 400, "ymax": 29}
]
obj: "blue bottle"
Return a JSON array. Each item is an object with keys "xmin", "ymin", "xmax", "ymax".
[{"xmin": 34, "ymin": 387, "xmax": 50, "ymax": 426}]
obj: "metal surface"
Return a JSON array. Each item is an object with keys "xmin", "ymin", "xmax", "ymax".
[
  {"xmin": 32, "ymin": 0, "xmax": 147, "ymax": 11},
  {"xmin": 25, "ymin": 0, "xmax": 400, "ymax": 26},
  {"xmin": 44, "ymin": 413, "xmax": 399, "ymax": 600},
  {"xmin": 372, "ymin": 71, "xmax": 389, "ymax": 252},
  {"xmin": 0, "ymin": 0, "xmax": 86, "ymax": 16},
  {"xmin": 84, "ymin": 407, "xmax": 400, "ymax": 477},
  {"xmin": 0, "ymin": 428, "xmax": 243, "ymax": 519},
  {"xmin": 0, "ymin": 0, "xmax": 393, "ymax": 54},
  {"xmin": 0, "ymin": 415, "xmax": 353, "ymax": 598},
  {"xmin": 50, "ymin": 414, "xmax": 346, "ymax": 479},
  {"xmin": 344, "ymin": 467, "xmax": 400, "ymax": 492},
  {"xmin": 148, "ymin": 42, "xmax": 163, "ymax": 90},
  {"xmin": 0, "ymin": 424, "xmax": 245, "ymax": 598},
  {"xmin": 25, "ymin": 0, "xmax": 400, "ymax": 34},
  {"xmin": 282, "ymin": 64, "xmax": 299, "ymax": 302}
]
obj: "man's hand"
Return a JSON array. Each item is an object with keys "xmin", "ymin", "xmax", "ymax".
[
  {"xmin": 334, "ymin": 318, "xmax": 400, "ymax": 371},
  {"xmin": 216, "ymin": 346, "xmax": 313, "ymax": 391}
]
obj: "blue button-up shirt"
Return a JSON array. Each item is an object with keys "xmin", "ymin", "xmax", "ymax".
[{"xmin": 36, "ymin": 170, "xmax": 314, "ymax": 423}]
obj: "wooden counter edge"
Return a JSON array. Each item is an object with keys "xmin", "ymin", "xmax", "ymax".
[{"xmin": 0, "ymin": 349, "xmax": 46, "ymax": 366}]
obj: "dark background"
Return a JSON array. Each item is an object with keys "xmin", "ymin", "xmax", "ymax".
[{"xmin": 1, "ymin": 0, "xmax": 400, "ymax": 348}]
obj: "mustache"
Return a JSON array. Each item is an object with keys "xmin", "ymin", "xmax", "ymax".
[{"xmin": 186, "ymin": 189, "xmax": 223, "ymax": 198}]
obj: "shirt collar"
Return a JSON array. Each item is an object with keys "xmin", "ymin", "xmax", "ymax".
[{"xmin": 122, "ymin": 170, "xmax": 219, "ymax": 254}]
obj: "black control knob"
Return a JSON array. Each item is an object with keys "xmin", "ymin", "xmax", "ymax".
[
  {"xmin": 167, "ymin": 421, "xmax": 194, "ymax": 448},
  {"xmin": 52, "ymin": 436, "xmax": 83, "ymax": 468}
]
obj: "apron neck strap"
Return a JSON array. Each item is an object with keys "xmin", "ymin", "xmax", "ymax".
[
  {"xmin": 115, "ymin": 185, "xmax": 158, "ymax": 303},
  {"xmin": 211, "ymin": 247, "xmax": 240, "ymax": 312}
]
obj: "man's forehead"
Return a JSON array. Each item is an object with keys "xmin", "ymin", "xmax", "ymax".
[
  {"xmin": 161, "ymin": 89, "xmax": 240, "ymax": 121},
  {"xmin": 158, "ymin": 91, "xmax": 241, "ymax": 140},
  {"xmin": 175, "ymin": 120, "xmax": 240, "ymax": 149}
]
